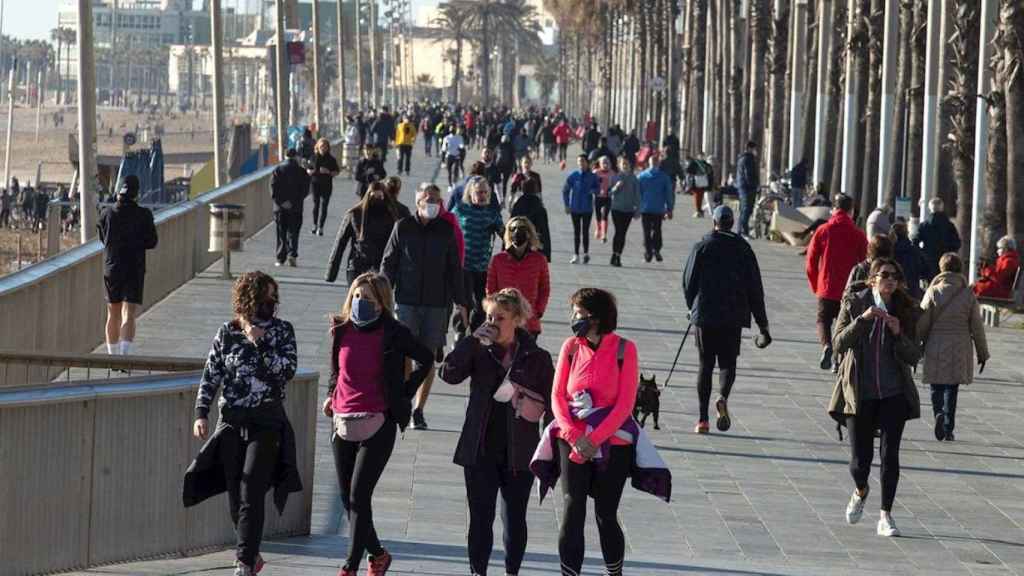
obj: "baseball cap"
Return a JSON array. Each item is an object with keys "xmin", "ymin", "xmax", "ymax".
[{"xmin": 713, "ymin": 205, "xmax": 733, "ymax": 223}]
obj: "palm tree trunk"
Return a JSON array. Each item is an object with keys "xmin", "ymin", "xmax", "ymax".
[
  {"xmin": 885, "ymin": 0, "xmax": 914, "ymax": 204},
  {"xmin": 602, "ymin": 8, "xmax": 613, "ymax": 126},
  {"xmin": 948, "ymin": 0, "xmax": 979, "ymax": 257},
  {"xmin": 689, "ymin": 0, "xmax": 707, "ymax": 152},
  {"xmin": 904, "ymin": 0, "xmax": 928, "ymax": 213},
  {"xmin": 766, "ymin": 0, "xmax": 790, "ymax": 176},
  {"xmin": 983, "ymin": 89, "xmax": 1007, "ymax": 256},
  {"xmin": 860, "ymin": 0, "xmax": 884, "ymax": 216},
  {"xmin": 1003, "ymin": 0, "xmax": 1024, "ymax": 244},
  {"xmin": 747, "ymin": 0, "xmax": 769, "ymax": 159}
]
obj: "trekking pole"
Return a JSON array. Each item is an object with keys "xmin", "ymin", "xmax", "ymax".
[{"xmin": 661, "ymin": 321, "xmax": 692, "ymax": 389}]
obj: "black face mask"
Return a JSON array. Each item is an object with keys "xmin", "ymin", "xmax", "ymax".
[
  {"xmin": 256, "ymin": 299, "xmax": 278, "ymax": 321},
  {"xmin": 571, "ymin": 317, "xmax": 592, "ymax": 338},
  {"xmin": 511, "ymin": 229, "xmax": 529, "ymax": 247}
]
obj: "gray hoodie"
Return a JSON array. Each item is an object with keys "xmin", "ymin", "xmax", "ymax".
[{"xmin": 610, "ymin": 171, "xmax": 641, "ymax": 213}]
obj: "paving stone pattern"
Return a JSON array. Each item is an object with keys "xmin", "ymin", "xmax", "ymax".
[{"xmin": 74, "ymin": 145, "xmax": 1024, "ymax": 576}]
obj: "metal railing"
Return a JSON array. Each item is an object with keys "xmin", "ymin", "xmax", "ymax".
[{"xmin": 0, "ymin": 367, "xmax": 319, "ymax": 575}]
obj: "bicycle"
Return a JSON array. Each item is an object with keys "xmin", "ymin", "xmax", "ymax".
[{"xmin": 752, "ymin": 176, "xmax": 792, "ymax": 240}]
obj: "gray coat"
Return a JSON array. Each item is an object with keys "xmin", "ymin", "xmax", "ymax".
[
  {"xmin": 917, "ymin": 272, "xmax": 990, "ymax": 385},
  {"xmin": 609, "ymin": 172, "xmax": 641, "ymax": 213}
]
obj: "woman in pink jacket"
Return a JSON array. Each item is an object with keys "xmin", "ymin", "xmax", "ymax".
[{"xmin": 551, "ymin": 287, "xmax": 639, "ymax": 576}]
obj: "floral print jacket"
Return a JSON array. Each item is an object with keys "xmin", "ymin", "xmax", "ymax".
[{"xmin": 195, "ymin": 318, "xmax": 298, "ymax": 419}]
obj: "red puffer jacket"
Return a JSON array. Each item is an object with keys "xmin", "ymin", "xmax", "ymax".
[
  {"xmin": 486, "ymin": 249, "xmax": 551, "ymax": 334},
  {"xmin": 806, "ymin": 211, "xmax": 868, "ymax": 301}
]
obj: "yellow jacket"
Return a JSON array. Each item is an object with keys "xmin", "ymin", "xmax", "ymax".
[{"xmin": 395, "ymin": 121, "xmax": 417, "ymax": 146}]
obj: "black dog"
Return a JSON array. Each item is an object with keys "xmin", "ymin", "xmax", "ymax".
[{"xmin": 633, "ymin": 374, "xmax": 661, "ymax": 430}]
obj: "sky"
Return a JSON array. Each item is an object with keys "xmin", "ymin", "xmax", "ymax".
[{"xmin": 6, "ymin": 0, "xmax": 442, "ymax": 42}]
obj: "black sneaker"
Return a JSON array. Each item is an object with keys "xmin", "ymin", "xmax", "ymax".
[
  {"xmin": 644, "ymin": 252, "xmax": 653, "ymax": 263},
  {"xmin": 819, "ymin": 346, "xmax": 833, "ymax": 371},
  {"xmin": 655, "ymin": 251, "xmax": 663, "ymax": 262},
  {"xmin": 715, "ymin": 397, "xmax": 731, "ymax": 432},
  {"xmin": 945, "ymin": 431, "xmax": 955, "ymax": 441},
  {"xmin": 411, "ymin": 409, "xmax": 428, "ymax": 430},
  {"xmin": 934, "ymin": 414, "xmax": 945, "ymax": 441},
  {"xmin": 610, "ymin": 254, "xmax": 621, "ymax": 267}
]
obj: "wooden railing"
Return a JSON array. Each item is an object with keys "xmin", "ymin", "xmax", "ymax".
[{"xmin": 0, "ymin": 349, "xmax": 207, "ymax": 387}]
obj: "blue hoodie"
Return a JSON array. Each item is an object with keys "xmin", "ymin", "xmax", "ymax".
[
  {"xmin": 638, "ymin": 167, "xmax": 675, "ymax": 215},
  {"xmin": 562, "ymin": 169, "xmax": 600, "ymax": 214}
]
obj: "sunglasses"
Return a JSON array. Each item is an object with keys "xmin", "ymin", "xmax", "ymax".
[{"xmin": 875, "ymin": 271, "xmax": 901, "ymax": 280}]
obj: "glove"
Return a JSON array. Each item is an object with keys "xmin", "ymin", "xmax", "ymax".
[{"xmin": 754, "ymin": 327, "xmax": 772, "ymax": 349}]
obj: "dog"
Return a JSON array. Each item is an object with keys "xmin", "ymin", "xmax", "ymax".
[{"xmin": 633, "ymin": 374, "xmax": 661, "ymax": 430}]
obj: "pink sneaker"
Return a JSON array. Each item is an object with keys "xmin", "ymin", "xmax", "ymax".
[
  {"xmin": 694, "ymin": 421, "xmax": 710, "ymax": 434},
  {"xmin": 367, "ymin": 550, "xmax": 393, "ymax": 576}
]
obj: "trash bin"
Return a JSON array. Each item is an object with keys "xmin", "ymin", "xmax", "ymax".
[
  {"xmin": 209, "ymin": 203, "xmax": 245, "ymax": 253},
  {"xmin": 209, "ymin": 203, "xmax": 245, "ymax": 279}
]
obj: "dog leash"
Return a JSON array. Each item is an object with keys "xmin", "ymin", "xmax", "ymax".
[{"xmin": 661, "ymin": 322, "xmax": 692, "ymax": 390}]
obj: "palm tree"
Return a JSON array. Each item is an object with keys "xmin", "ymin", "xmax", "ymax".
[
  {"xmin": 944, "ymin": 0, "xmax": 980, "ymax": 257},
  {"xmin": 885, "ymin": 0, "xmax": 913, "ymax": 205},
  {"xmin": 904, "ymin": 0, "xmax": 928, "ymax": 213},
  {"xmin": 999, "ymin": 0, "xmax": 1024, "ymax": 244},
  {"xmin": 766, "ymin": 0, "xmax": 789, "ymax": 175},
  {"xmin": 861, "ymin": 0, "xmax": 884, "ymax": 217},
  {"xmin": 433, "ymin": 3, "xmax": 474, "ymax": 102},
  {"xmin": 50, "ymin": 29, "xmax": 63, "ymax": 105},
  {"xmin": 747, "ymin": 0, "xmax": 769, "ymax": 157}
]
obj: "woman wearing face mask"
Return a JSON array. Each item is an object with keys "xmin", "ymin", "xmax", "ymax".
[
  {"xmin": 439, "ymin": 288, "xmax": 555, "ymax": 576},
  {"xmin": 452, "ymin": 177, "xmax": 504, "ymax": 335},
  {"xmin": 326, "ymin": 181, "xmax": 403, "ymax": 285},
  {"xmin": 551, "ymin": 288, "xmax": 640, "ymax": 576},
  {"xmin": 188, "ymin": 272, "xmax": 300, "ymax": 576},
  {"xmin": 830, "ymin": 258, "xmax": 921, "ymax": 538},
  {"xmin": 486, "ymin": 217, "xmax": 550, "ymax": 337},
  {"xmin": 592, "ymin": 156, "xmax": 615, "ymax": 244},
  {"xmin": 322, "ymin": 272, "xmax": 434, "ymax": 576},
  {"xmin": 354, "ymin": 145, "xmax": 387, "ymax": 198}
]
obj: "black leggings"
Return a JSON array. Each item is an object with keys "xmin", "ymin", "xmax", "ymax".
[
  {"xmin": 312, "ymin": 190, "xmax": 332, "ymax": 230},
  {"xmin": 640, "ymin": 213, "xmax": 664, "ymax": 255},
  {"xmin": 570, "ymin": 212, "xmax": 592, "ymax": 255},
  {"xmin": 847, "ymin": 395, "xmax": 908, "ymax": 512},
  {"xmin": 696, "ymin": 325, "xmax": 741, "ymax": 422},
  {"xmin": 447, "ymin": 154, "xmax": 463, "ymax": 186},
  {"xmin": 610, "ymin": 210, "xmax": 634, "ymax": 256},
  {"xmin": 558, "ymin": 440, "xmax": 631, "ymax": 576},
  {"xmin": 594, "ymin": 196, "xmax": 611, "ymax": 223},
  {"xmin": 220, "ymin": 425, "xmax": 282, "ymax": 567},
  {"xmin": 332, "ymin": 420, "xmax": 398, "ymax": 571},
  {"xmin": 558, "ymin": 143, "xmax": 568, "ymax": 162},
  {"xmin": 464, "ymin": 456, "xmax": 535, "ymax": 575},
  {"xmin": 462, "ymin": 269, "xmax": 488, "ymax": 334}
]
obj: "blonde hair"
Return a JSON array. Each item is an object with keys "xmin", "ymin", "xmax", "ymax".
[
  {"xmin": 316, "ymin": 138, "xmax": 331, "ymax": 153},
  {"xmin": 332, "ymin": 272, "xmax": 394, "ymax": 327},
  {"xmin": 503, "ymin": 216, "xmax": 542, "ymax": 251},
  {"xmin": 483, "ymin": 287, "xmax": 533, "ymax": 327},
  {"xmin": 467, "ymin": 176, "xmax": 491, "ymax": 205}
]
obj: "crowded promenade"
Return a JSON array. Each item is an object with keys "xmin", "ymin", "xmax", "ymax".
[{"xmin": 69, "ymin": 138, "xmax": 1024, "ymax": 576}]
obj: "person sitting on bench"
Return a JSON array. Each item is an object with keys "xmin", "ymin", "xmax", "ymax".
[{"xmin": 974, "ymin": 235, "xmax": 1020, "ymax": 300}]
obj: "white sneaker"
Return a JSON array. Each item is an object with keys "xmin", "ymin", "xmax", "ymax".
[
  {"xmin": 877, "ymin": 514, "xmax": 900, "ymax": 537},
  {"xmin": 845, "ymin": 490, "xmax": 867, "ymax": 524},
  {"xmin": 570, "ymin": 255, "xmax": 579, "ymax": 264}
]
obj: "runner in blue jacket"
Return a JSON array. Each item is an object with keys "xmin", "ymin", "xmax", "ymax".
[{"xmin": 637, "ymin": 156, "xmax": 675, "ymax": 262}]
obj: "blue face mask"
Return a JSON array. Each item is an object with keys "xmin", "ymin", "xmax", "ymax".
[{"xmin": 351, "ymin": 296, "xmax": 380, "ymax": 326}]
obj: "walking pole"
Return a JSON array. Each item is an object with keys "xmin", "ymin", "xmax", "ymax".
[{"xmin": 661, "ymin": 321, "xmax": 693, "ymax": 389}]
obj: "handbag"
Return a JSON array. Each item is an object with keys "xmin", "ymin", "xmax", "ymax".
[{"xmin": 511, "ymin": 382, "xmax": 546, "ymax": 423}]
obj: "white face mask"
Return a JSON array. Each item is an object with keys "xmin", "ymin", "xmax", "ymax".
[{"xmin": 420, "ymin": 202, "xmax": 440, "ymax": 220}]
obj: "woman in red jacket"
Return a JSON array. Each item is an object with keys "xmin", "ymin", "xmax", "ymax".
[
  {"xmin": 974, "ymin": 236, "xmax": 1019, "ymax": 299},
  {"xmin": 486, "ymin": 217, "xmax": 550, "ymax": 337}
]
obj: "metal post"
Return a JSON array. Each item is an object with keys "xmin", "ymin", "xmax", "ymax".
[
  {"xmin": 34, "ymin": 70, "xmax": 42, "ymax": 143},
  {"xmin": 337, "ymin": 0, "xmax": 347, "ymax": 134},
  {"xmin": 211, "ymin": 0, "xmax": 226, "ymax": 187},
  {"xmin": 789, "ymin": 0, "xmax": 808, "ymax": 168},
  {"xmin": 3, "ymin": 66, "xmax": 14, "ymax": 191},
  {"xmin": 812, "ymin": 0, "xmax": 832, "ymax": 186},
  {"xmin": 46, "ymin": 202, "xmax": 60, "ymax": 258},
  {"xmin": 0, "ymin": 0, "xmax": 5, "ymax": 108},
  {"xmin": 369, "ymin": 0, "xmax": 378, "ymax": 108},
  {"xmin": 969, "ymin": 0, "xmax": 997, "ymax": 284},
  {"xmin": 919, "ymin": 0, "xmax": 945, "ymax": 221},
  {"xmin": 274, "ymin": 0, "xmax": 289, "ymax": 160},
  {"xmin": 77, "ymin": 0, "xmax": 98, "ymax": 243},
  {"xmin": 221, "ymin": 210, "xmax": 231, "ymax": 280},
  {"xmin": 839, "ymin": 0, "xmax": 860, "ymax": 197},
  {"xmin": 355, "ymin": 0, "xmax": 364, "ymax": 110},
  {"xmin": 312, "ymin": 0, "xmax": 322, "ymax": 135},
  {"xmin": 876, "ymin": 0, "xmax": 899, "ymax": 206}
]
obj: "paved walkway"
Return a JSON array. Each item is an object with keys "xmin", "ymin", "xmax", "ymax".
[{"xmin": 73, "ymin": 145, "xmax": 1024, "ymax": 576}]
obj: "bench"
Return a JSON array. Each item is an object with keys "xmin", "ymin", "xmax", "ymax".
[{"xmin": 978, "ymin": 266, "xmax": 1023, "ymax": 327}]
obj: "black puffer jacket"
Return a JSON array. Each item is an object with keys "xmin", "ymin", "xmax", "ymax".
[
  {"xmin": 271, "ymin": 158, "xmax": 311, "ymax": 212},
  {"xmin": 439, "ymin": 329, "xmax": 554, "ymax": 471},
  {"xmin": 325, "ymin": 203, "xmax": 401, "ymax": 283},
  {"xmin": 381, "ymin": 215, "xmax": 467, "ymax": 308},
  {"xmin": 327, "ymin": 315, "xmax": 434, "ymax": 431},
  {"xmin": 683, "ymin": 230, "xmax": 768, "ymax": 329}
]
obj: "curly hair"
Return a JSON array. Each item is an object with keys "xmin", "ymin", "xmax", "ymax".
[
  {"xmin": 569, "ymin": 287, "xmax": 618, "ymax": 334},
  {"xmin": 232, "ymin": 271, "xmax": 278, "ymax": 322}
]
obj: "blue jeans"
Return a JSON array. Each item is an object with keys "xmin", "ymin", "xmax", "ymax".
[
  {"xmin": 930, "ymin": 384, "xmax": 960, "ymax": 435},
  {"xmin": 738, "ymin": 188, "xmax": 756, "ymax": 235}
]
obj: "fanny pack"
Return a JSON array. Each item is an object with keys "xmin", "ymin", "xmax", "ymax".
[
  {"xmin": 511, "ymin": 383, "xmax": 546, "ymax": 423},
  {"xmin": 334, "ymin": 412, "xmax": 386, "ymax": 442}
]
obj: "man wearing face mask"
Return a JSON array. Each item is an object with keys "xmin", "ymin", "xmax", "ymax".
[
  {"xmin": 381, "ymin": 184, "xmax": 469, "ymax": 430},
  {"xmin": 683, "ymin": 205, "xmax": 771, "ymax": 434}
]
